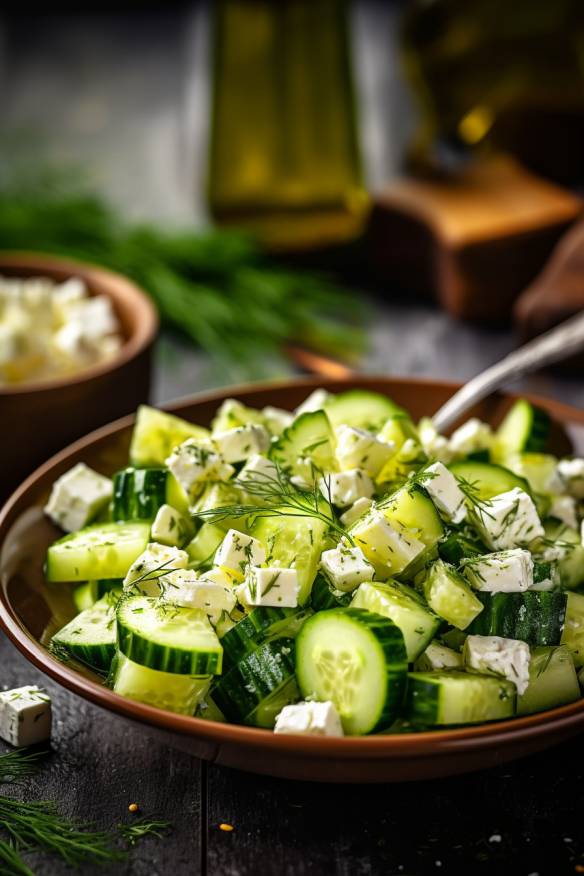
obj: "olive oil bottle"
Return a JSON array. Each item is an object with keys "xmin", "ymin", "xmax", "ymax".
[{"xmin": 208, "ymin": 0, "xmax": 368, "ymax": 250}]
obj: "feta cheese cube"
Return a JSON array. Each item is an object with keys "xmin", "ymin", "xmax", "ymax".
[
  {"xmin": 418, "ymin": 418, "xmax": 454, "ymax": 464},
  {"xmin": 320, "ymin": 539, "xmax": 375, "ymax": 592},
  {"xmin": 163, "ymin": 569, "xmax": 236, "ymax": 625},
  {"xmin": 340, "ymin": 496, "xmax": 373, "ymax": 528},
  {"xmin": 464, "ymin": 635, "xmax": 531, "ymax": 695},
  {"xmin": 237, "ymin": 454, "xmax": 279, "ymax": 489},
  {"xmin": 213, "ymin": 424, "xmax": 270, "ymax": 463},
  {"xmin": 462, "ymin": 548, "xmax": 533, "ymax": 593},
  {"xmin": 44, "ymin": 462, "xmax": 113, "ymax": 532},
  {"xmin": 262, "ymin": 406, "xmax": 293, "ymax": 435},
  {"xmin": 319, "ymin": 470, "xmax": 374, "ymax": 508},
  {"xmin": 123, "ymin": 542, "xmax": 189, "ymax": 596},
  {"xmin": 557, "ymin": 458, "xmax": 584, "ymax": 499},
  {"xmin": 334, "ymin": 425, "xmax": 395, "ymax": 477},
  {"xmin": 549, "ymin": 495, "xmax": 578, "ymax": 530},
  {"xmin": 449, "ymin": 418, "xmax": 492, "ymax": 457},
  {"xmin": 242, "ymin": 566, "xmax": 300, "ymax": 608},
  {"xmin": 294, "ymin": 388, "xmax": 331, "ymax": 416},
  {"xmin": 414, "ymin": 641, "xmax": 463, "ymax": 671},
  {"xmin": 422, "ymin": 462, "xmax": 467, "ymax": 523},
  {"xmin": 151, "ymin": 504, "xmax": 192, "ymax": 547},
  {"xmin": 214, "ymin": 529, "xmax": 266, "ymax": 579},
  {"xmin": 61, "ymin": 295, "xmax": 118, "ymax": 341},
  {"xmin": 0, "ymin": 686, "xmax": 52, "ymax": 747},
  {"xmin": 274, "ymin": 700, "xmax": 343, "ymax": 737},
  {"xmin": 351, "ymin": 510, "xmax": 426, "ymax": 575},
  {"xmin": 472, "ymin": 487, "xmax": 544, "ymax": 550},
  {"xmin": 51, "ymin": 320, "xmax": 90, "ymax": 365},
  {"xmin": 166, "ymin": 440, "xmax": 235, "ymax": 498}
]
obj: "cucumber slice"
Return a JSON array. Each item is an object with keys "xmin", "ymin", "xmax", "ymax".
[
  {"xmin": 211, "ymin": 639, "xmax": 297, "ymax": 726},
  {"xmin": 191, "ymin": 483, "xmax": 250, "ymax": 533},
  {"xmin": 492, "ymin": 400, "xmax": 550, "ymax": 463},
  {"xmin": 351, "ymin": 581, "xmax": 440, "ymax": 661},
  {"xmin": 46, "ymin": 522, "xmax": 151, "ymax": 582},
  {"xmin": 270, "ymin": 410, "xmax": 337, "ymax": 479},
  {"xmin": 220, "ymin": 606, "xmax": 311, "ymax": 667},
  {"xmin": 73, "ymin": 579, "xmax": 122, "ymax": 612},
  {"xmin": 51, "ymin": 595, "xmax": 117, "ymax": 672},
  {"xmin": 186, "ymin": 522, "xmax": 227, "ymax": 568},
  {"xmin": 117, "ymin": 595, "xmax": 223, "ymax": 675},
  {"xmin": 405, "ymin": 670, "xmax": 516, "ymax": 726},
  {"xmin": 251, "ymin": 512, "xmax": 328, "ymax": 605},
  {"xmin": 110, "ymin": 650, "xmax": 210, "ymax": 715},
  {"xmin": 211, "ymin": 398, "xmax": 265, "ymax": 433},
  {"xmin": 503, "ymin": 453, "xmax": 559, "ymax": 496},
  {"xmin": 561, "ymin": 591, "xmax": 584, "ymax": 667},
  {"xmin": 423, "ymin": 560, "xmax": 484, "ymax": 631},
  {"xmin": 73, "ymin": 582, "xmax": 96, "ymax": 612},
  {"xmin": 247, "ymin": 676, "xmax": 300, "ymax": 729},
  {"xmin": 448, "ymin": 461, "xmax": 531, "ymax": 501},
  {"xmin": 468, "ymin": 591, "xmax": 567, "ymax": 646},
  {"xmin": 414, "ymin": 641, "xmax": 463, "ymax": 672},
  {"xmin": 324, "ymin": 390, "xmax": 405, "ymax": 432},
  {"xmin": 378, "ymin": 413, "xmax": 420, "ymax": 452},
  {"xmin": 113, "ymin": 467, "xmax": 188, "ymax": 521},
  {"xmin": 379, "ymin": 484, "xmax": 444, "ymax": 550},
  {"xmin": 438, "ymin": 531, "xmax": 486, "ymax": 565},
  {"xmin": 130, "ymin": 405, "xmax": 210, "ymax": 467},
  {"xmin": 543, "ymin": 521, "xmax": 584, "ymax": 590},
  {"xmin": 310, "ymin": 573, "xmax": 352, "ymax": 612},
  {"xmin": 296, "ymin": 608, "xmax": 408, "ymax": 735},
  {"xmin": 376, "ymin": 440, "xmax": 427, "ymax": 488},
  {"xmin": 517, "ymin": 645, "xmax": 580, "ymax": 715}
]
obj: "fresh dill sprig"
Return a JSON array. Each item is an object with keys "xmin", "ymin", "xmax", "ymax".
[
  {"xmin": 0, "ymin": 752, "xmax": 41, "ymax": 785},
  {"xmin": 454, "ymin": 476, "xmax": 496, "ymax": 519},
  {"xmin": 117, "ymin": 818, "xmax": 171, "ymax": 845},
  {"xmin": 0, "ymin": 838, "xmax": 33, "ymax": 876}
]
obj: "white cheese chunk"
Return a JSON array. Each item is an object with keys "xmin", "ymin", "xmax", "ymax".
[
  {"xmin": 423, "ymin": 462, "xmax": 467, "ymax": 523},
  {"xmin": 242, "ymin": 566, "xmax": 300, "ymax": 608},
  {"xmin": 549, "ymin": 495, "xmax": 578, "ymax": 530},
  {"xmin": 237, "ymin": 453, "xmax": 279, "ymax": 489},
  {"xmin": 448, "ymin": 418, "xmax": 492, "ymax": 457},
  {"xmin": 123, "ymin": 542, "xmax": 189, "ymax": 596},
  {"xmin": 319, "ymin": 470, "xmax": 374, "ymax": 508},
  {"xmin": 294, "ymin": 388, "xmax": 331, "ymax": 416},
  {"xmin": 418, "ymin": 418, "xmax": 454, "ymax": 465},
  {"xmin": 334, "ymin": 425, "xmax": 395, "ymax": 477},
  {"xmin": 262, "ymin": 406, "xmax": 293, "ymax": 435},
  {"xmin": 0, "ymin": 686, "xmax": 52, "ymax": 747},
  {"xmin": 472, "ymin": 487, "xmax": 544, "ymax": 550},
  {"xmin": 340, "ymin": 496, "xmax": 373, "ymax": 528},
  {"xmin": 320, "ymin": 539, "xmax": 375, "ymax": 592},
  {"xmin": 274, "ymin": 701, "xmax": 343, "ymax": 737},
  {"xmin": 61, "ymin": 295, "xmax": 118, "ymax": 341},
  {"xmin": 166, "ymin": 440, "xmax": 235, "ymax": 497},
  {"xmin": 214, "ymin": 529, "xmax": 266, "ymax": 579},
  {"xmin": 557, "ymin": 458, "xmax": 584, "ymax": 499},
  {"xmin": 44, "ymin": 462, "xmax": 113, "ymax": 532},
  {"xmin": 213, "ymin": 424, "xmax": 270, "ymax": 463},
  {"xmin": 414, "ymin": 641, "xmax": 463, "ymax": 671},
  {"xmin": 351, "ymin": 510, "xmax": 426, "ymax": 574},
  {"xmin": 163, "ymin": 569, "xmax": 236, "ymax": 625},
  {"xmin": 150, "ymin": 504, "xmax": 192, "ymax": 548},
  {"xmin": 462, "ymin": 548, "xmax": 533, "ymax": 593},
  {"xmin": 464, "ymin": 635, "xmax": 531, "ymax": 695}
]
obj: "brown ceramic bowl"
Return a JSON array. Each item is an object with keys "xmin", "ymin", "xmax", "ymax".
[
  {"xmin": 0, "ymin": 252, "xmax": 158, "ymax": 500},
  {"xmin": 1, "ymin": 376, "xmax": 584, "ymax": 783}
]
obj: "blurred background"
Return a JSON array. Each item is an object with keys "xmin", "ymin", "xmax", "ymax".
[{"xmin": 1, "ymin": 0, "xmax": 583, "ymax": 407}]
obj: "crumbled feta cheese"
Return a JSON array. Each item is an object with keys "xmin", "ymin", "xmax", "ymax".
[
  {"xmin": 237, "ymin": 453, "xmax": 279, "ymax": 488},
  {"xmin": 294, "ymin": 388, "xmax": 331, "ymax": 416},
  {"xmin": 319, "ymin": 470, "xmax": 374, "ymax": 507},
  {"xmin": 462, "ymin": 548, "xmax": 533, "ymax": 593},
  {"xmin": 340, "ymin": 496, "xmax": 373, "ymax": 528},
  {"xmin": 262, "ymin": 406, "xmax": 293, "ymax": 435},
  {"xmin": 162, "ymin": 569, "xmax": 236, "ymax": 625},
  {"xmin": 213, "ymin": 425, "xmax": 270, "ymax": 463},
  {"xmin": 472, "ymin": 488, "xmax": 544, "ymax": 550},
  {"xmin": 123, "ymin": 542, "xmax": 188, "ymax": 595},
  {"xmin": 334, "ymin": 425, "xmax": 395, "ymax": 477},
  {"xmin": 274, "ymin": 700, "xmax": 343, "ymax": 736},
  {"xmin": 166, "ymin": 440, "xmax": 235, "ymax": 497},
  {"xmin": 51, "ymin": 320, "xmax": 90, "ymax": 364},
  {"xmin": 151, "ymin": 504, "xmax": 192, "ymax": 547},
  {"xmin": 0, "ymin": 686, "xmax": 52, "ymax": 746},
  {"xmin": 549, "ymin": 495, "xmax": 578, "ymax": 530},
  {"xmin": 414, "ymin": 641, "xmax": 463, "ymax": 671},
  {"xmin": 464, "ymin": 635, "xmax": 531, "ymax": 695},
  {"xmin": 242, "ymin": 566, "xmax": 300, "ymax": 608},
  {"xmin": 320, "ymin": 539, "xmax": 375, "ymax": 592},
  {"xmin": 60, "ymin": 295, "xmax": 119, "ymax": 341},
  {"xmin": 449, "ymin": 418, "xmax": 492, "ymax": 457},
  {"xmin": 44, "ymin": 462, "xmax": 113, "ymax": 532},
  {"xmin": 422, "ymin": 462, "xmax": 467, "ymax": 523},
  {"xmin": 214, "ymin": 529, "xmax": 266, "ymax": 579},
  {"xmin": 557, "ymin": 459, "xmax": 584, "ymax": 499},
  {"xmin": 351, "ymin": 510, "xmax": 426, "ymax": 575},
  {"xmin": 418, "ymin": 418, "xmax": 454, "ymax": 464}
]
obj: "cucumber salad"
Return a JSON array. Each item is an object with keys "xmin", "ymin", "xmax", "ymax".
[{"xmin": 44, "ymin": 389, "xmax": 584, "ymax": 736}]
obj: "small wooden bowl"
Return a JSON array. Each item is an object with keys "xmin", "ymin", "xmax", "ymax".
[
  {"xmin": 1, "ymin": 376, "xmax": 584, "ymax": 783},
  {"xmin": 0, "ymin": 252, "xmax": 158, "ymax": 499}
]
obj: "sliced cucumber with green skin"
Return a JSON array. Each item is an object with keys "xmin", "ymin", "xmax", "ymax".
[
  {"xmin": 251, "ymin": 512, "xmax": 328, "ymax": 605},
  {"xmin": 405, "ymin": 670, "xmax": 516, "ymax": 726},
  {"xmin": 113, "ymin": 467, "xmax": 188, "ymax": 520},
  {"xmin": 73, "ymin": 582, "xmax": 96, "ymax": 613},
  {"xmin": 211, "ymin": 639, "xmax": 297, "ymax": 726},
  {"xmin": 468, "ymin": 590, "xmax": 567, "ymax": 646},
  {"xmin": 378, "ymin": 484, "xmax": 444, "ymax": 550},
  {"xmin": 52, "ymin": 595, "xmax": 117, "ymax": 672},
  {"xmin": 220, "ymin": 606, "xmax": 311, "ymax": 667},
  {"xmin": 543, "ymin": 521, "xmax": 584, "ymax": 590},
  {"xmin": 110, "ymin": 650, "xmax": 210, "ymax": 715},
  {"xmin": 324, "ymin": 390, "xmax": 405, "ymax": 433},
  {"xmin": 423, "ymin": 560, "xmax": 484, "ymax": 630},
  {"xmin": 448, "ymin": 460, "xmax": 531, "ymax": 501},
  {"xmin": 247, "ymin": 676, "xmax": 300, "ymax": 728},
  {"xmin": 438, "ymin": 531, "xmax": 486, "ymax": 565},
  {"xmin": 117, "ymin": 595, "xmax": 223, "ymax": 675},
  {"xmin": 130, "ymin": 405, "xmax": 210, "ymax": 467},
  {"xmin": 378, "ymin": 413, "xmax": 419, "ymax": 452},
  {"xmin": 73, "ymin": 578, "xmax": 123, "ymax": 612},
  {"xmin": 186, "ymin": 522, "xmax": 227, "ymax": 568},
  {"xmin": 561, "ymin": 591, "xmax": 584, "ymax": 667},
  {"xmin": 517, "ymin": 645, "xmax": 580, "ymax": 715},
  {"xmin": 492, "ymin": 399, "xmax": 551, "ymax": 463},
  {"xmin": 310, "ymin": 573, "xmax": 352, "ymax": 612},
  {"xmin": 296, "ymin": 608, "xmax": 408, "ymax": 735},
  {"xmin": 351, "ymin": 581, "xmax": 440, "ymax": 662},
  {"xmin": 504, "ymin": 453, "xmax": 559, "ymax": 496},
  {"xmin": 191, "ymin": 483, "xmax": 250, "ymax": 533},
  {"xmin": 269, "ymin": 410, "xmax": 337, "ymax": 478},
  {"xmin": 46, "ymin": 522, "xmax": 151, "ymax": 582}
]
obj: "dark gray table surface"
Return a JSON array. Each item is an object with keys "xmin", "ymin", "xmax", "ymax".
[{"xmin": 2, "ymin": 6, "xmax": 584, "ymax": 875}]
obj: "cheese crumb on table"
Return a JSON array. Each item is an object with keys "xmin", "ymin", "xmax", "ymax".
[
  {"xmin": 0, "ymin": 686, "xmax": 52, "ymax": 747},
  {"xmin": 274, "ymin": 700, "xmax": 344, "ymax": 736},
  {"xmin": 464, "ymin": 635, "xmax": 531, "ymax": 695},
  {"xmin": 44, "ymin": 462, "xmax": 113, "ymax": 533}
]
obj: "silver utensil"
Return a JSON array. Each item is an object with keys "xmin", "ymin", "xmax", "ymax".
[{"xmin": 433, "ymin": 311, "xmax": 584, "ymax": 432}]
